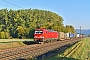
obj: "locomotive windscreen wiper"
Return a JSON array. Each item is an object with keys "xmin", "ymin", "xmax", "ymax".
[{"xmin": 35, "ymin": 31, "xmax": 43, "ymax": 34}]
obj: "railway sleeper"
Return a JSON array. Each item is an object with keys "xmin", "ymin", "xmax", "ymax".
[{"xmin": 0, "ymin": 58, "xmax": 9, "ymax": 60}]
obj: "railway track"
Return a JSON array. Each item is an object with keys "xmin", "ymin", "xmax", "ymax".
[{"xmin": 0, "ymin": 38, "xmax": 82, "ymax": 60}]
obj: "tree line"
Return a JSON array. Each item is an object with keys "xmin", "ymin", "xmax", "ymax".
[{"xmin": 0, "ymin": 9, "xmax": 75, "ymax": 39}]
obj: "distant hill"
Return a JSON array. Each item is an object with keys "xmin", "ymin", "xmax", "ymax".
[{"xmin": 75, "ymin": 29, "xmax": 90, "ymax": 36}]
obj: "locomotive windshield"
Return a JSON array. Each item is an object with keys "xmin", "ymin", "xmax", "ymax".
[{"xmin": 35, "ymin": 31, "xmax": 43, "ymax": 34}]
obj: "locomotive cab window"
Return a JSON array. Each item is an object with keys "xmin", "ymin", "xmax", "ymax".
[{"xmin": 35, "ymin": 31, "xmax": 43, "ymax": 34}]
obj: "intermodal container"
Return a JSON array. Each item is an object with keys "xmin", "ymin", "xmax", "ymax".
[
  {"xmin": 69, "ymin": 33, "xmax": 75, "ymax": 38},
  {"xmin": 58, "ymin": 32, "xmax": 64, "ymax": 40},
  {"xmin": 64, "ymin": 33, "xmax": 70, "ymax": 40},
  {"xmin": 76, "ymin": 34, "xmax": 80, "ymax": 38}
]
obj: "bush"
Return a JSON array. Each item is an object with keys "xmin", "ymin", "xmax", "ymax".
[{"xmin": 0, "ymin": 32, "xmax": 10, "ymax": 39}]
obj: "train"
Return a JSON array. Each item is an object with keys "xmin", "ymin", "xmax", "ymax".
[{"xmin": 34, "ymin": 28, "xmax": 85, "ymax": 43}]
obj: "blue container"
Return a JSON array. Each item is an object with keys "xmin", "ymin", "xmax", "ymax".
[{"xmin": 69, "ymin": 33, "xmax": 75, "ymax": 38}]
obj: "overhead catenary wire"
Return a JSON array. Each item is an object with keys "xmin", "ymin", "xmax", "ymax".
[
  {"xmin": 1, "ymin": 0, "xmax": 22, "ymax": 8},
  {"xmin": 1, "ymin": 0, "xmax": 36, "ymax": 9}
]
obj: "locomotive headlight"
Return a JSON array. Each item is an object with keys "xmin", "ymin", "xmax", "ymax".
[
  {"xmin": 34, "ymin": 36, "xmax": 37, "ymax": 38},
  {"xmin": 40, "ymin": 36, "xmax": 44, "ymax": 38}
]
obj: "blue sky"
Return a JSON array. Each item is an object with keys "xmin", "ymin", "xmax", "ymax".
[{"xmin": 0, "ymin": 0, "xmax": 90, "ymax": 29}]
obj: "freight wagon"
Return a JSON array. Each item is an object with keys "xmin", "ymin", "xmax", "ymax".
[
  {"xmin": 64, "ymin": 33, "xmax": 70, "ymax": 40},
  {"xmin": 69, "ymin": 33, "xmax": 75, "ymax": 39},
  {"xmin": 58, "ymin": 32, "xmax": 65, "ymax": 40},
  {"xmin": 76, "ymin": 33, "xmax": 80, "ymax": 38}
]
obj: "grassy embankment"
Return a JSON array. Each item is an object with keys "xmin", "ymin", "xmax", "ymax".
[
  {"xmin": 0, "ymin": 39, "xmax": 33, "ymax": 50},
  {"xmin": 47, "ymin": 37, "xmax": 90, "ymax": 60}
]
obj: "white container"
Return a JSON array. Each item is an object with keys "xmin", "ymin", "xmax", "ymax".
[
  {"xmin": 64, "ymin": 33, "xmax": 70, "ymax": 39},
  {"xmin": 66, "ymin": 33, "xmax": 69, "ymax": 37},
  {"xmin": 76, "ymin": 34, "xmax": 80, "ymax": 37}
]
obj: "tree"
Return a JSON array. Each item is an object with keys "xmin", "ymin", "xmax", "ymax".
[
  {"xmin": 0, "ymin": 32, "xmax": 5, "ymax": 39},
  {"xmin": 16, "ymin": 26, "xmax": 29, "ymax": 39},
  {"xmin": 65, "ymin": 25, "xmax": 75, "ymax": 33},
  {"xmin": 0, "ymin": 8, "xmax": 75, "ymax": 39}
]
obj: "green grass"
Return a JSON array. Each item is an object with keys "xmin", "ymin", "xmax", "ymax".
[
  {"xmin": 47, "ymin": 37, "xmax": 90, "ymax": 60},
  {"xmin": 0, "ymin": 42, "xmax": 26, "ymax": 50},
  {"xmin": 0, "ymin": 39, "xmax": 34, "ymax": 50},
  {"xmin": 0, "ymin": 39, "xmax": 33, "ymax": 43}
]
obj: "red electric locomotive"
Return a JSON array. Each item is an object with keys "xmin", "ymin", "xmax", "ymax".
[{"xmin": 34, "ymin": 28, "xmax": 58, "ymax": 43}]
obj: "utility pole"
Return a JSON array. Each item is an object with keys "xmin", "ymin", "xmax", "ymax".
[{"xmin": 80, "ymin": 26, "xmax": 81, "ymax": 40}]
